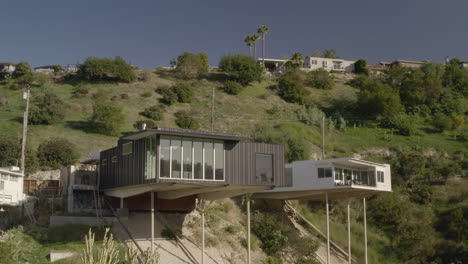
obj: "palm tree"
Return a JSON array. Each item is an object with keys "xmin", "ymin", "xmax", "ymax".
[
  {"xmin": 257, "ymin": 25, "xmax": 269, "ymax": 63},
  {"xmin": 244, "ymin": 35, "xmax": 253, "ymax": 57},
  {"xmin": 251, "ymin": 34, "xmax": 261, "ymax": 60},
  {"xmin": 291, "ymin": 52, "xmax": 303, "ymax": 68}
]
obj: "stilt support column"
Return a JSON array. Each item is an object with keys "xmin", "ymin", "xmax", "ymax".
[
  {"xmin": 363, "ymin": 197, "xmax": 368, "ymax": 264},
  {"xmin": 246, "ymin": 194, "xmax": 251, "ymax": 264},
  {"xmin": 326, "ymin": 193, "xmax": 330, "ymax": 264},
  {"xmin": 151, "ymin": 191, "xmax": 154, "ymax": 254}
]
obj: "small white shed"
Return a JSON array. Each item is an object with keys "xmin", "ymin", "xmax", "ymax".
[{"xmin": 0, "ymin": 166, "xmax": 25, "ymax": 206}]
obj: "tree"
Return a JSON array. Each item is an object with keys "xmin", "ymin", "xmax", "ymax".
[
  {"xmin": 244, "ymin": 35, "xmax": 253, "ymax": 57},
  {"xmin": 0, "ymin": 138, "xmax": 38, "ymax": 174},
  {"xmin": 175, "ymin": 52, "xmax": 209, "ymax": 79},
  {"xmin": 277, "ymin": 69, "xmax": 309, "ymax": 104},
  {"xmin": 174, "ymin": 111, "xmax": 200, "ymax": 130},
  {"xmin": 443, "ymin": 58, "xmax": 468, "ymax": 96},
  {"xmin": 52, "ymin": 64, "xmax": 63, "ymax": 73},
  {"xmin": 286, "ymin": 52, "xmax": 303, "ymax": 69},
  {"xmin": 218, "ymin": 54, "xmax": 262, "ymax": 85},
  {"xmin": 13, "ymin": 62, "xmax": 32, "ymax": 78},
  {"xmin": 29, "ymin": 92, "xmax": 66, "ymax": 125},
  {"xmin": 251, "ymin": 211, "xmax": 290, "ymax": 255},
  {"xmin": 323, "ymin": 49, "xmax": 338, "ymax": 59},
  {"xmin": 257, "ymin": 25, "xmax": 269, "ymax": 63},
  {"xmin": 78, "ymin": 56, "xmax": 136, "ymax": 82},
  {"xmin": 354, "ymin": 59, "xmax": 368, "ymax": 74},
  {"xmin": 307, "ymin": 68, "xmax": 334, "ymax": 89},
  {"xmin": 394, "ymin": 151, "xmax": 426, "ymax": 182},
  {"xmin": 432, "ymin": 112, "xmax": 453, "ymax": 132},
  {"xmin": 251, "ymin": 34, "xmax": 261, "ymax": 60},
  {"xmin": 37, "ymin": 138, "xmax": 79, "ymax": 169},
  {"xmin": 172, "ymin": 82, "xmax": 193, "ymax": 103},
  {"xmin": 90, "ymin": 100, "xmax": 125, "ymax": 136}
]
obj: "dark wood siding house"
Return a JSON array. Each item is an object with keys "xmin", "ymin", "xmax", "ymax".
[{"xmin": 99, "ymin": 127, "xmax": 286, "ymax": 211}]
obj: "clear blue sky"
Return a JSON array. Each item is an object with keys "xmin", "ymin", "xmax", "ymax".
[{"xmin": 2, "ymin": 0, "xmax": 467, "ymax": 69}]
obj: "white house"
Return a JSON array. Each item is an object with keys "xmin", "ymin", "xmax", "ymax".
[
  {"xmin": 0, "ymin": 166, "xmax": 25, "ymax": 206},
  {"xmin": 0, "ymin": 63, "xmax": 16, "ymax": 75},
  {"xmin": 255, "ymin": 157, "xmax": 391, "ymax": 200},
  {"xmin": 303, "ymin": 56, "xmax": 355, "ymax": 72},
  {"xmin": 261, "ymin": 57, "xmax": 355, "ymax": 75}
]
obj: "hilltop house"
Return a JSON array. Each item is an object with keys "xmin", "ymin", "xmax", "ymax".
[
  {"xmin": 0, "ymin": 63, "xmax": 16, "ymax": 79},
  {"xmin": 460, "ymin": 61, "xmax": 468, "ymax": 69},
  {"xmin": 255, "ymin": 157, "xmax": 391, "ymax": 200},
  {"xmin": 99, "ymin": 127, "xmax": 286, "ymax": 211},
  {"xmin": 0, "ymin": 166, "xmax": 25, "ymax": 206},
  {"xmin": 261, "ymin": 56, "xmax": 355, "ymax": 74},
  {"xmin": 34, "ymin": 65, "xmax": 56, "ymax": 74}
]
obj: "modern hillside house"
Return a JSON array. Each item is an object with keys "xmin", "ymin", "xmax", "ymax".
[
  {"xmin": 255, "ymin": 157, "xmax": 391, "ymax": 200},
  {"xmin": 99, "ymin": 127, "xmax": 286, "ymax": 210},
  {"xmin": 261, "ymin": 56, "xmax": 355, "ymax": 74}
]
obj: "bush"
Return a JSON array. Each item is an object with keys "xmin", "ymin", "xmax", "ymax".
[
  {"xmin": 72, "ymin": 85, "xmax": 90, "ymax": 98},
  {"xmin": 384, "ymin": 113, "xmax": 417, "ymax": 136},
  {"xmin": 78, "ymin": 56, "xmax": 136, "ymax": 82},
  {"xmin": 156, "ymin": 86, "xmax": 178, "ymax": 105},
  {"xmin": 432, "ymin": 113, "xmax": 453, "ymax": 132},
  {"xmin": 307, "ymin": 68, "xmax": 334, "ymax": 89},
  {"xmin": 140, "ymin": 105, "xmax": 165, "ymax": 121},
  {"xmin": 29, "ymin": 92, "xmax": 66, "ymax": 125},
  {"xmin": 354, "ymin": 59, "xmax": 369, "ymax": 74},
  {"xmin": 175, "ymin": 52, "xmax": 209, "ymax": 79},
  {"xmin": 141, "ymin": 91, "xmax": 152, "ymax": 98},
  {"xmin": 133, "ymin": 120, "xmax": 156, "ymax": 130},
  {"xmin": 120, "ymin": 93, "xmax": 129, "ymax": 99},
  {"xmin": 218, "ymin": 54, "xmax": 262, "ymax": 85},
  {"xmin": 90, "ymin": 100, "xmax": 125, "ymax": 136},
  {"xmin": 13, "ymin": 62, "xmax": 32, "ymax": 78},
  {"xmin": 173, "ymin": 82, "xmax": 193, "ymax": 103},
  {"xmin": 277, "ymin": 69, "xmax": 310, "ymax": 104},
  {"xmin": 161, "ymin": 227, "xmax": 177, "ymax": 240},
  {"xmin": 174, "ymin": 111, "xmax": 200, "ymax": 130},
  {"xmin": 251, "ymin": 211, "xmax": 289, "ymax": 255},
  {"xmin": 37, "ymin": 138, "xmax": 79, "ymax": 169},
  {"xmin": 223, "ymin": 80, "xmax": 244, "ymax": 95}
]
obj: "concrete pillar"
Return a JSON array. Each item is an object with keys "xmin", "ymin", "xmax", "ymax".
[
  {"xmin": 326, "ymin": 193, "xmax": 330, "ymax": 264},
  {"xmin": 201, "ymin": 200, "xmax": 205, "ymax": 264},
  {"xmin": 246, "ymin": 194, "xmax": 251, "ymax": 264},
  {"xmin": 348, "ymin": 200, "xmax": 351, "ymax": 264},
  {"xmin": 151, "ymin": 191, "xmax": 154, "ymax": 253},
  {"xmin": 363, "ymin": 197, "xmax": 368, "ymax": 264},
  {"xmin": 120, "ymin": 197, "xmax": 124, "ymax": 209}
]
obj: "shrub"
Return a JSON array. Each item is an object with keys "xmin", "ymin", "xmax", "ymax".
[
  {"xmin": 277, "ymin": 69, "xmax": 310, "ymax": 104},
  {"xmin": 78, "ymin": 56, "xmax": 136, "ymax": 82},
  {"xmin": 354, "ymin": 59, "xmax": 369, "ymax": 74},
  {"xmin": 384, "ymin": 113, "xmax": 417, "ymax": 136},
  {"xmin": 224, "ymin": 225, "xmax": 242, "ymax": 234},
  {"xmin": 141, "ymin": 91, "xmax": 152, "ymax": 98},
  {"xmin": 72, "ymin": 85, "xmax": 90, "ymax": 98},
  {"xmin": 0, "ymin": 138, "xmax": 39, "ymax": 174},
  {"xmin": 161, "ymin": 227, "xmax": 177, "ymax": 240},
  {"xmin": 174, "ymin": 111, "xmax": 200, "ymax": 130},
  {"xmin": 307, "ymin": 68, "xmax": 334, "ymax": 89},
  {"xmin": 13, "ymin": 62, "xmax": 32, "ymax": 78},
  {"xmin": 173, "ymin": 82, "xmax": 193, "ymax": 103},
  {"xmin": 37, "ymin": 138, "xmax": 79, "ymax": 169},
  {"xmin": 251, "ymin": 211, "xmax": 289, "ymax": 255},
  {"xmin": 175, "ymin": 52, "xmax": 209, "ymax": 79},
  {"xmin": 29, "ymin": 92, "xmax": 66, "ymax": 125},
  {"xmin": 223, "ymin": 80, "xmax": 243, "ymax": 95},
  {"xmin": 140, "ymin": 105, "xmax": 165, "ymax": 121},
  {"xmin": 156, "ymin": 86, "xmax": 178, "ymax": 105},
  {"xmin": 90, "ymin": 100, "xmax": 125, "ymax": 136},
  {"xmin": 218, "ymin": 54, "xmax": 262, "ymax": 85},
  {"xmin": 120, "ymin": 93, "xmax": 129, "ymax": 99},
  {"xmin": 432, "ymin": 113, "xmax": 453, "ymax": 132},
  {"xmin": 133, "ymin": 120, "xmax": 156, "ymax": 130}
]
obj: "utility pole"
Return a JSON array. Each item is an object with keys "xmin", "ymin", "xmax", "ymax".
[
  {"xmin": 21, "ymin": 86, "xmax": 31, "ymax": 173},
  {"xmin": 211, "ymin": 86, "xmax": 215, "ymax": 132},
  {"xmin": 322, "ymin": 114, "xmax": 325, "ymax": 159}
]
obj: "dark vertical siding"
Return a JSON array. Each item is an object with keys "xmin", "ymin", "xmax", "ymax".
[
  {"xmin": 100, "ymin": 137, "xmax": 286, "ymax": 190},
  {"xmin": 225, "ymin": 141, "xmax": 285, "ymax": 187}
]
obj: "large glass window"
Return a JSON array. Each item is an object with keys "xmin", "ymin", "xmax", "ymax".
[
  {"xmin": 160, "ymin": 136, "xmax": 170, "ymax": 178},
  {"xmin": 318, "ymin": 167, "xmax": 332, "ymax": 178},
  {"xmin": 145, "ymin": 135, "xmax": 156, "ymax": 179},
  {"xmin": 171, "ymin": 137, "xmax": 182, "ymax": 179},
  {"xmin": 214, "ymin": 142, "xmax": 224, "ymax": 180},
  {"xmin": 182, "ymin": 139, "xmax": 192, "ymax": 179},
  {"xmin": 204, "ymin": 141, "xmax": 214, "ymax": 180},
  {"xmin": 123, "ymin": 142, "xmax": 133, "ymax": 155},
  {"xmin": 158, "ymin": 136, "xmax": 224, "ymax": 181},
  {"xmin": 193, "ymin": 140, "xmax": 203, "ymax": 180},
  {"xmin": 256, "ymin": 154, "xmax": 273, "ymax": 184}
]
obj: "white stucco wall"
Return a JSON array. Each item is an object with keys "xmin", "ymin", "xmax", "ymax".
[
  {"xmin": 271, "ymin": 158, "xmax": 392, "ymax": 193},
  {"xmin": 303, "ymin": 57, "xmax": 355, "ymax": 72},
  {"xmin": 0, "ymin": 168, "xmax": 25, "ymax": 205}
]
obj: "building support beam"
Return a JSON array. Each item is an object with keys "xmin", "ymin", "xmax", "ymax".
[
  {"xmin": 151, "ymin": 191, "xmax": 154, "ymax": 254},
  {"xmin": 120, "ymin": 197, "xmax": 124, "ymax": 209},
  {"xmin": 326, "ymin": 193, "xmax": 330, "ymax": 264},
  {"xmin": 201, "ymin": 199, "xmax": 205, "ymax": 264},
  {"xmin": 347, "ymin": 200, "xmax": 351, "ymax": 264},
  {"xmin": 363, "ymin": 197, "xmax": 368, "ymax": 264},
  {"xmin": 246, "ymin": 194, "xmax": 251, "ymax": 264}
]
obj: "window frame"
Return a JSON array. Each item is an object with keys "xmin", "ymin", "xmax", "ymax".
[
  {"xmin": 255, "ymin": 153, "xmax": 275, "ymax": 184},
  {"xmin": 377, "ymin": 171, "xmax": 384, "ymax": 183},
  {"xmin": 111, "ymin": 156, "xmax": 117, "ymax": 163},
  {"xmin": 157, "ymin": 135, "xmax": 225, "ymax": 182},
  {"xmin": 122, "ymin": 142, "xmax": 133, "ymax": 155},
  {"xmin": 101, "ymin": 159, "xmax": 107, "ymax": 166}
]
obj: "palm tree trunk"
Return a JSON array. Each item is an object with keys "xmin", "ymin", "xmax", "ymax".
[
  {"xmin": 262, "ymin": 33, "xmax": 266, "ymax": 64},
  {"xmin": 254, "ymin": 44, "xmax": 257, "ymax": 60}
]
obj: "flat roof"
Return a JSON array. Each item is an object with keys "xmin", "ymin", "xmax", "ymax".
[
  {"xmin": 291, "ymin": 157, "xmax": 389, "ymax": 167},
  {"xmin": 121, "ymin": 126, "xmax": 251, "ymax": 141}
]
